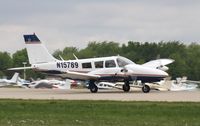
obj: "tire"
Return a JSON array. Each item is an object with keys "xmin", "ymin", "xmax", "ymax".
[
  {"xmin": 142, "ymin": 85, "xmax": 150, "ymax": 93},
  {"xmin": 122, "ymin": 84, "xmax": 130, "ymax": 92},
  {"xmin": 90, "ymin": 84, "xmax": 98, "ymax": 93}
]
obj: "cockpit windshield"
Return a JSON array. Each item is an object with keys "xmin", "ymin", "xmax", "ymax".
[{"xmin": 117, "ymin": 56, "xmax": 135, "ymax": 67}]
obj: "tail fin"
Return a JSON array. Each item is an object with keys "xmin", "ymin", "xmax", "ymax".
[
  {"xmin": 24, "ymin": 33, "xmax": 57, "ymax": 64},
  {"xmin": 10, "ymin": 73, "xmax": 19, "ymax": 83}
]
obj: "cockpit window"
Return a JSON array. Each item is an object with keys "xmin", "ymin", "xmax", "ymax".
[
  {"xmin": 105, "ymin": 60, "xmax": 116, "ymax": 68},
  {"xmin": 117, "ymin": 57, "xmax": 134, "ymax": 67}
]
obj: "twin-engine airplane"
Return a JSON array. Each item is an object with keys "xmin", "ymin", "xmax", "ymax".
[{"xmin": 9, "ymin": 34, "xmax": 173, "ymax": 93}]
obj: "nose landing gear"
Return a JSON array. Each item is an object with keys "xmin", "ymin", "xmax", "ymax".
[{"xmin": 142, "ymin": 84, "xmax": 150, "ymax": 93}]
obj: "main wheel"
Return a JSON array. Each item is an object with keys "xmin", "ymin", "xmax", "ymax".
[
  {"xmin": 90, "ymin": 85, "xmax": 98, "ymax": 93},
  {"xmin": 142, "ymin": 85, "xmax": 150, "ymax": 93},
  {"xmin": 89, "ymin": 81, "xmax": 98, "ymax": 93},
  {"xmin": 122, "ymin": 84, "xmax": 130, "ymax": 92}
]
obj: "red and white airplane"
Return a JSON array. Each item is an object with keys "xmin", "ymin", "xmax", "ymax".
[{"xmin": 9, "ymin": 34, "xmax": 173, "ymax": 93}]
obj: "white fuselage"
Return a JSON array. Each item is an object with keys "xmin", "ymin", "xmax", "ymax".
[{"xmin": 32, "ymin": 56, "xmax": 168, "ymax": 83}]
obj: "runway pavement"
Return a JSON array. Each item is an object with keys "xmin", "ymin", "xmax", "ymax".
[{"xmin": 0, "ymin": 88, "xmax": 199, "ymax": 102}]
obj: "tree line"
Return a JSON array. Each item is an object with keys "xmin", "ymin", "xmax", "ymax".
[{"xmin": 0, "ymin": 41, "xmax": 200, "ymax": 80}]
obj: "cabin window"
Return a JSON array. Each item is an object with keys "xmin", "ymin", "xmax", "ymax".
[
  {"xmin": 94, "ymin": 61, "xmax": 103, "ymax": 68},
  {"xmin": 82, "ymin": 62, "xmax": 92, "ymax": 68},
  {"xmin": 105, "ymin": 60, "xmax": 116, "ymax": 68}
]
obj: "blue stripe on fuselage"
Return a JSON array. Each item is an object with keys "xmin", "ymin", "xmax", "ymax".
[
  {"xmin": 99, "ymin": 76, "xmax": 164, "ymax": 83},
  {"xmin": 38, "ymin": 70, "xmax": 164, "ymax": 83}
]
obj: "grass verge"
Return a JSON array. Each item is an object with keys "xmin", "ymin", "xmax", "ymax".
[{"xmin": 0, "ymin": 99, "xmax": 199, "ymax": 126}]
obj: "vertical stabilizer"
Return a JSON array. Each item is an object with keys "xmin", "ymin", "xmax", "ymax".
[
  {"xmin": 10, "ymin": 73, "xmax": 19, "ymax": 83},
  {"xmin": 24, "ymin": 34, "xmax": 57, "ymax": 64}
]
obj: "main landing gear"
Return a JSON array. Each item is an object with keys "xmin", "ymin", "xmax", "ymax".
[
  {"xmin": 89, "ymin": 80, "xmax": 98, "ymax": 93},
  {"xmin": 122, "ymin": 80, "xmax": 130, "ymax": 92}
]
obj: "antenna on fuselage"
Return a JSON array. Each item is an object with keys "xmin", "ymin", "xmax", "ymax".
[
  {"xmin": 59, "ymin": 55, "xmax": 64, "ymax": 61},
  {"xmin": 73, "ymin": 53, "xmax": 78, "ymax": 60}
]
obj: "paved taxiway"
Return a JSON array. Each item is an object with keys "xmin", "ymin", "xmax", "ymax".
[{"xmin": 0, "ymin": 88, "xmax": 199, "ymax": 102}]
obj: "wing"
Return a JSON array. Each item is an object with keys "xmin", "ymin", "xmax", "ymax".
[
  {"xmin": 142, "ymin": 59, "xmax": 174, "ymax": 68},
  {"xmin": 58, "ymin": 70, "xmax": 100, "ymax": 80},
  {"xmin": 9, "ymin": 66, "xmax": 100, "ymax": 81}
]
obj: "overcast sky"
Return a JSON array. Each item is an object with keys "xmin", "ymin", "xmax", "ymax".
[{"xmin": 0, "ymin": 0, "xmax": 200, "ymax": 54}]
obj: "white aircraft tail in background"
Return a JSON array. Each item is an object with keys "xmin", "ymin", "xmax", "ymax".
[
  {"xmin": 10, "ymin": 73, "xmax": 19, "ymax": 83},
  {"xmin": 0, "ymin": 73, "xmax": 19, "ymax": 86}
]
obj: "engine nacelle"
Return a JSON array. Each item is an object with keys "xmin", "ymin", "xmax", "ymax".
[{"xmin": 156, "ymin": 65, "xmax": 169, "ymax": 71}]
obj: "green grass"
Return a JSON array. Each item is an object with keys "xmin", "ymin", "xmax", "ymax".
[{"xmin": 0, "ymin": 100, "xmax": 199, "ymax": 126}]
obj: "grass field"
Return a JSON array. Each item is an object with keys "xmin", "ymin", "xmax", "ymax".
[{"xmin": 0, "ymin": 100, "xmax": 199, "ymax": 126}]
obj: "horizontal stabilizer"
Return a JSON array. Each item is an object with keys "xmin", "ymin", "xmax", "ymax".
[{"xmin": 8, "ymin": 66, "xmax": 33, "ymax": 71}]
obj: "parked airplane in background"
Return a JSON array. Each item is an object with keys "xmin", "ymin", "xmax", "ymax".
[
  {"xmin": 52, "ymin": 79, "xmax": 71, "ymax": 89},
  {"xmin": 16, "ymin": 76, "xmax": 31, "ymax": 88},
  {"xmin": 9, "ymin": 33, "xmax": 172, "ymax": 93},
  {"xmin": 28, "ymin": 79, "xmax": 70, "ymax": 89},
  {"xmin": 0, "ymin": 73, "xmax": 19, "ymax": 86},
  {"xmin": 96, "ymin": 82, "xmax": 115, "ymax": 89},
  {"xmin": 170, "ymin": 77, "xmax": 198, "ymax": 91}
]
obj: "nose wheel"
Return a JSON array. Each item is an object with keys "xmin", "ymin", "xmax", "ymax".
[{"xmin": 142, "ymin": 85, "xmax": 150, "ymax": 93}]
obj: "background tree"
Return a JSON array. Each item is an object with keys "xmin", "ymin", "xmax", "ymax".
[
  {"xmin": 185, "ymin": 43, "xmax": 200, "ymax": 80},
  {"xmin": 12, "ymin": 49, "xmax": 45, "ymax": 80},
  {"xmin": 78, "ymin": 41, "xmax": 120, "ymax": 58},
  {"xmin": 53, "ymin": 47, "xmax": 78, "ymax": 60},
  {"xmin": 0, "ymin": 52, "xmax": 12, "ymax": 78}
]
